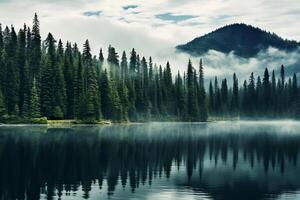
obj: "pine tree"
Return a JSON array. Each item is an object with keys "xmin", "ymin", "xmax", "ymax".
[
  {"xmin": 292, "ymin": 73, "xmax": 298, "ymax": 117},
  {"xmin": 175, "ymin": 72, "xmax": 186, "ymax": 119},
  {"xmin": 209, "ymin": 80, "xmax": 214, "ymax": 115},
  {"xmin": 64, "ymin": 42, "xmax": 74, "ymax": 118},
  {"xmin": 221, "ymin": 78, "xmax": 228, "ymax": 116},
  {"xmin": 100, "ymin": 69, "xmax": 111, "ymax": 119},
  {"xmin": 74, "ymin": 54, "xmax": 84, "ymax": 119},
  {"xmin": 256, "ymin": 76, "xmax": 263, "ymax": 115},
  {"xmin": 186, "ymin": 60, "xmax": 199, "ymax": 121},
  {"xmin": 241, "ymin": 80, "xmax": 248, "ymax": 116},
  {"xmin": 129, "ymin": 48, "xmax": 137, "ymax": 73},
  {"xmin": 0, "ymin": 24, "xmax": 4, "ymax": 91},
  {"xmin": 54, "ymin": 39, "xmax": 66, "ymax": 118},
  {"xmin": 118, "ymin": 81, "xmax": 129, "ymax": 121},
  {"xmin": 248, "ymin": 72, "xmax": 255, "ymax": 116},
  {"xmin": 141, "ymin": 57, "xmax": 150, "ymax": 117},
  {"xmin": 121, "ymin": 51, "xmax": 128, "ymax": 81},
  {"xmin": 198, "ymin": 59, "xmax": 207, "ymax": 121},
  {"xmin": 262, "ymin": 68, "xmax": 271, "ymax": 114},
  {"xmin": 22, "ymin": 61, "xmax": 31, "ymax": 117},
  {"xmin": 0, "ymin": 89, "xmax": 6, "ymax": 118},
  {"xmin": 30, "ymin": 13, "xmax": 41, "ymax": 81},
  {"xmin": 231, "ymin": 73, "xmax": 239, "ymax": 116},
  {"xmin": 3, "ymin": 26, "xmax": 19, "ymax": 114},
  {"xmin": 270, "ymin": 70, "xmax": 277, "ymax": 115},
  {"xmin": 164, "ymin": 61, "xmax": 174, "ymax": 115},
  {"xmin": 17, "ymin": 25, "xmax": 27, "ymax": 115},
  {"xmin": 30, "ymin": 78, "xmax": 41, "ymax": 118},
  {"xmin": 82, "ymin": 40, "xmax": 100, "ymax": 120},
  {"xmin": 40, "ymin": 33, "xmax": 56, "ymax": 118},
  {"xmin": 110, "ymin": 79, "xmax": 122, "ymax": 121},
  {"xmin": 107, "ymin": 45, "xmax": 119, "ymax": 79},
  {"xmin": 99, "ymin": 48, "xmax": 104, "ymax": 68},
  {"xmin": 214, "ymin": 77, "xmax": 221, "ymax": 116}
]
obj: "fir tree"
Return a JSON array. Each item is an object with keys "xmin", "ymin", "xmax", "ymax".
[
  {"xmin": 0, "ymin": 89, "xmax": 6, "ymax": 118},
  {"xmin": 40, "ymin": 33, "xmax": 56, "ymax": 118},
  {"xmin": 221, "ymin": 78, "xmax": 228, "ymax": 116},
  {"xmin": 82, "ymin": 40, "xmax": 100, "ymax": 120},
  {"xmin": 30, "ymin": 78, "xmax": 41, "ymax": 118},
  {"xmin": 209, "ymin": 80, "xmax": 214, "ymax": 115},
  {"xmin": 30, "ymin": 13, "xmax": 41, "ymax": 81},
  {"xmin": 74, "ymin": 54, "xmax": 84, "ymax": 118},
  {"xmin": 17, "ymin": 25, "xmax": 27, "ymax": 115},
  {"xmin": 198, "ymin": 59, "xmax": 207, "ymax": 121},
  {"xmin": 4, "ymin": 26, "xmax": 19, "ymax": 114},
  {"xmin": 262, "ymin": 68, "xmax": 271, "ymax": 114},
  {"xmin": 186, "ymin": 60, "xmax": 199, "ymax": 121},
  {"xmin": 64, "ymin": 42, "xmax": 74, "ymax": 118}
]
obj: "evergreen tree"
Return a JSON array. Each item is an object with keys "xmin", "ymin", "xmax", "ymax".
[
  {"xmin": 129, "ymin": 48, "xmax": 137, "ymax": 73},
  {"xmin": 100, "ymin": 69, "xmax": 111, "ymax": 119},
  {"xmin": 221, "ymin": 78, "xmax": 228, "ymax": 116},
  {"xmin": 3, "ymin": 26, "xmax": 19, "ymax": 114},
  {"xmin": 0, "ymin": 89, "xmax": 6, "ymax": 118},
  {"xmin": 64, "ymin": 42, "xmax": 74, "ymax": 118},
  {"xmin": 262, "ymin": 68, "xmax": 271, "ymax": 114},
  {"xmin": 198, "ymin": 59, "xmax": 207, "ymax": 121},
  {"xmin": 17, "ymin": 25, "xmax": 27, "ymax": 115},
  {"xmin": 40, "ymin": 33, "xmax": 56, "ymax": 118},
  {"xmin": 30, "ymin": 13, "xmax": 41, "ymax": 81},
  {"xmin": 0, "ymin": 24, "xmax": 4, "ymax": 91},
  {"xmin": 99, "ymin": 48, "xmax": 104, "ymax": 71},
  {"xmin": 271, "ymin": 70, "xmax": 277, "ymax": 115},
  {"xmin": 214, "ymin": 77, "xmax": 221, "ymax": 115},
  {"xmin": 82, "ymin": 40, "xmax": 100, "ymax": 120},
  {"xmin": 241, "ymin": 80, "xmax": 248, "ymax": 116},
  {"xmin": 231, "ymin": 73, "xmax": 239, "ymax": 116},
  {"xmin": 186, "ymin": 60, "xmax": 199, "ymax": 121},
  {"xmin": 30, "ymin": 78, "xmax": 41, "ymax": 118},
  {"xmin": 248, "ymin": 72, "xmax": 256, "ymax": 116},
  {"xmin": 74, "ymin": 54, "xmax": 84, "ymax": 118},
  {"xmin": 54, "ymin": 39, "xmax": 66, "ymax": 118},
  {"xmin": 175, "ymin": 72, "xmax": 186, "ymax": 119},
  {"xmin": 209, "ymin": 80, "xmax": 214, "ymax": 115},
  {"xmin": 256, "ymin": 76, "xmax": 263, "ymax": 115},
  {"xmin": 121, "ymin": 51, "xmax": 128, "ymax": 81}
]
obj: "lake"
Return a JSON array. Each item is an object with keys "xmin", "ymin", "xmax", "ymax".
[{"xmin": 1, "ymin": 121, "xmax": 300, "ymax": 200}]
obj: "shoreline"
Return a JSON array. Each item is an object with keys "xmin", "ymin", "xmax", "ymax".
[{"xmin": 0, "ymin": 118, "xmax": 300, "ymax": 127}]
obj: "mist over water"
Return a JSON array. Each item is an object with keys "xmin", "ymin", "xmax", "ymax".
[{"xmin": 1, "ymin": 121, "xmax": 300, "ymax": 200}]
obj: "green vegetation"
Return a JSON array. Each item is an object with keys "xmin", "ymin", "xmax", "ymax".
[{"xmin": 0, "ymin": 14, "xmax": 299, "ymax": 124}]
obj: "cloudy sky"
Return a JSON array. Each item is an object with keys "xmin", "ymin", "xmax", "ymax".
[{"xmin": 0, "ymin": 0, "xmax": 299, "ymax": 78}]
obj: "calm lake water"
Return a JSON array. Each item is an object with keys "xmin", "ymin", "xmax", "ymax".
[{"xmin": 1, "ymin": 121, "xmax": 300, "ymax": 200}]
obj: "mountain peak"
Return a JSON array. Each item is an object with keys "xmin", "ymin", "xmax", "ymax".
[{"xmin": 176, "ymin": 23, "xmax": 300, "ymax": 58}]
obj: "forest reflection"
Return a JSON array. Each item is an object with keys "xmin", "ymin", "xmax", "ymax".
[{"xmin": 1, "ymin": 122, "xmax": 300, "ymax": 200}]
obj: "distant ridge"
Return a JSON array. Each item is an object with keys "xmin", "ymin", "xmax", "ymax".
[{"xmin": 176, "ymin": 23, "xmax": 300, "ymax": 58}]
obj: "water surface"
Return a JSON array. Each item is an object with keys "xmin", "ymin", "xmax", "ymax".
[{"xmin": 1, "ymin": 121, "xmax": 300, "ymax": 200}]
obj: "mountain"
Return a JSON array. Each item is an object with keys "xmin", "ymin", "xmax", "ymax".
[{"xmin": 176, "ymin": 23, "xmax": 300, "ymax": 58}]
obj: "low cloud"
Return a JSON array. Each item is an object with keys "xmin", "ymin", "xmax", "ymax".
[
  {"xmin": 83, "ymin": 11, "xmax": 102, "ymax": 17},
  {"xmin": 155, "ymin": 12, "xmax": 197, "ymax": 23},
  {"xmin": 122, "ymin": 5, "xmax": 138, "ymax": 10}
]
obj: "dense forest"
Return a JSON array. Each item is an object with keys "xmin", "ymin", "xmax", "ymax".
[{"xmin": 0, "ymin": 14, "xmax": 299, "ymax": 123}]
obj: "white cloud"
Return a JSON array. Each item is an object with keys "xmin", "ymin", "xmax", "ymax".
[{"xmin": 0, "ymin": 0, "xmax": 299, "ymax": 83}]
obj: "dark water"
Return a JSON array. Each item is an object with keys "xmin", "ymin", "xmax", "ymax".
[{"xmin": 1, "ymin": 121, "xmax": 300, "ymax": 200}]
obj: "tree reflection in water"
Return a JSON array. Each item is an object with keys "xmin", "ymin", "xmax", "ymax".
[{"xmin": 0, "ymin": 122, "xmax": 300, "ymax": 200}]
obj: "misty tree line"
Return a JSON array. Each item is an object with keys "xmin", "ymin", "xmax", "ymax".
[
  {"xmin": 0, "ymin": 14, "xmax": 299, "ymax": 122},
  {"xmin": 209, "ymin": 66, "xmax": 300, "ymax": 118}
]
